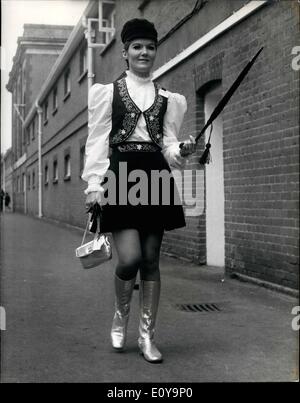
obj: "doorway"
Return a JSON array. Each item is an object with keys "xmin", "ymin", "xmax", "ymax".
[{"xmin": 204, "ymin": 84, "xmax": 225, "ymax": 267}]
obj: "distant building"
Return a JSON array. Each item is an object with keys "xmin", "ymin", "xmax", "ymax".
[
  {"xmin": 6, "ymin": 23, "xmax": 74, "ymax": 213},
  {"xmin": 1, "ymin": 148, "xmax": 13, "ymax": 209},
  {"xmin": 6, "ymin": 0, "xmax": 299, "ymax": 291}
]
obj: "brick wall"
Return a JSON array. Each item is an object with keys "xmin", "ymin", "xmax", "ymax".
[
  {"xmin": 41, "ymin": 126, "xmax": 87, "ymax": 227},
  {"xmin": 221, "ymin": 1, "xmax": 299, "ymax": 289},
  {"xmin": 140, "ymin": 0, "xmax": 298, "ymax": 289}
]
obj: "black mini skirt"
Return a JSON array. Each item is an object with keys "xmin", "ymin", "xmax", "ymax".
[{"xmin": 99, "ymin": 142, "xmax": 186, "ymax": 233}]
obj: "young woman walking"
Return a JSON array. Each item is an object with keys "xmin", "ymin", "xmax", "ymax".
[{"xmin": 82, "ymin": 18, "xmax": 195, "ymax": 363}]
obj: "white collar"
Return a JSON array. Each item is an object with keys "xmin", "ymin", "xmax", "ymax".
[{"xmin": 126, "ymin": 70, "xmax": 153, "ymax": 84}]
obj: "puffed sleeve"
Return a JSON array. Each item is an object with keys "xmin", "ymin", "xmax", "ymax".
[
  {"xmin": 81, "ymin": 83, "xmax": 113, "ymax": 194},
  {"xmin": 162, "ymin": 92, "xmax": 188, "ymax": 169}
]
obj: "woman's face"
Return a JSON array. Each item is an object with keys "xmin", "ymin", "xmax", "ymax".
[{"xmin": 123, "ymin": 39, "xmax": 157, "ymax": 77}]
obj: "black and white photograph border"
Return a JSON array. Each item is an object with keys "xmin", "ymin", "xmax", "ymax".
[{"xmin": 0, "ymin": 0, "xmax": 299, "ymax": 386}]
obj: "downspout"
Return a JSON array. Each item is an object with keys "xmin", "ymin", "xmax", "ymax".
[
  {"xmin": 35, "ymin": 101, "xmax": 43, "ymax": 218},
  {"xmin": 82, "ymin": 16, "xmax": 95, "ymax": 91}
]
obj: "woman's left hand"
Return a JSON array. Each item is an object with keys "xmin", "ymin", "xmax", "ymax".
[{"xmin": 180, "ymin": 135, "xmax": 197, "ymax": 157}]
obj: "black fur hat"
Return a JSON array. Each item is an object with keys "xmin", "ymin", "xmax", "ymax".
[{"xmin": 121, "ymin": 18, "xmax": 158, "ymax": 44}]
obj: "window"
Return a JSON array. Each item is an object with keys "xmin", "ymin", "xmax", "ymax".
[
  {"xmin": 79, "ymin": 44, "xmax": 87, "ymax": 77},
  {"xmin": 32, "ymin": 170, "xmax": 35, "ymax": 189},
  {"xmin": 53, "ymin": 87, "xmax": 58, "ymax": 113},
  {"xmin": 64, "ymin": 154, "xmax": 71, "ymax": 180},
  {"xmin": 44, "ymin": 165, "xmax": 49, "ymax": 186},
  {"xmin": 91, "ymin": 1, "xmax": 115, "ymax": 46},
  {"xmin": 100, "ymin": 3, "xmax": 115, "ymax": 45},
  {"xmin": 64, "ymin": 68, "xmax": 71, "ymax": 100},
  {"xmin": 27, "ymin": 173, "xmax": 31, "ymax": 190},
  {"xmin": 44, "ymin": 100, "xmax": 48, "ymax": 124},
  {"xmin": 22, "ymin": 173, "xmax": 25, "ymax": 193},
  {"xmin": 32, "ymin": 118, "xmax": 35, "ymax": 140},
  {"xmin": 26, "ymin": 127, "xmax": 30, "ymax": 145},
  {"xmin": 53, "ymin": 159, "xmax": 58, "ymax": 183},
  {"xmin": 79, "ymin": 145, "xmax": 86, "ymax": 175}
]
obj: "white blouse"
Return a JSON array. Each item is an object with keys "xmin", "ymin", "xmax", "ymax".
[{"xmin": 82, "ymin": 70, "xmax": 188, "ymax": 194}]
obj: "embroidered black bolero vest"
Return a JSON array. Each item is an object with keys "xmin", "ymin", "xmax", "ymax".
[{"xmin": 109, "ymin": 77, "xmax": 168, "ymax": 147}]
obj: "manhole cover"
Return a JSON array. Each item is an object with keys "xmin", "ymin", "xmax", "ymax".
[{"xmin": 175, "ymin": 303, "xmax": 222, "ymax": 313}]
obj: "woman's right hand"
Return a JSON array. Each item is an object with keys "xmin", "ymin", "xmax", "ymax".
[{"xmin": 85, "ymin": 191, "xmax": 102, "ymax": 212}]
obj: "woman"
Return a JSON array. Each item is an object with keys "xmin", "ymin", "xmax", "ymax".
[{"xmin": 82, "ymin": 18, "xmax": 196, "ymax": 363}]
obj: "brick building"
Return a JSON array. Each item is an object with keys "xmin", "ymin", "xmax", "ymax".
[
  {"xmin": 6, "ymin": 0, "xmax": 299, "ymax": 291},
  {"xmin": 6, "ymin": 23, "xmax": 74, "ymax": 213}
]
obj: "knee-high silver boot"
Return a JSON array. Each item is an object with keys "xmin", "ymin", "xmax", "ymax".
[
  {"xmin": 138, "ymin": 280, "xmax": 163, "ymax": 363},
  {"xmin": 111, "ymin": 275, "xmax": 136, "ymax": 351}
]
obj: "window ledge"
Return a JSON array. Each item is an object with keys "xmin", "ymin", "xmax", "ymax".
[
  {"xmin": 63, "ymin": 91, "xmax": 71, "ymax": 102},
  {"xmin": 64, "ymin": 175, "xmax": 71, "ymax": 182},
  {"xmin": 78, "ymin": 70, "xmax": 88, "ymax": 84},
  {"xmin": 53, "ymin": 178, "xmax": 58, "ymax": 184},
  {"xmin": 52, "ymin": 107, "xmax": 58, "ymax": 116},
  {"xmin": 99, "ymin": 36, "xmax": 116, "ymax": 57}
]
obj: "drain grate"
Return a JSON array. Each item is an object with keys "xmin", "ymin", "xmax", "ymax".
[{"xmin": 175, "ymin": 303, "xmax": 222, "ymax": 313}]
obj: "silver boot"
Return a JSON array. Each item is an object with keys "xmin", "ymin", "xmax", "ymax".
[
  {"xmin": 138, "ymin": 280, "xmax": 163, "ymax": 363},
  {"xmin": 111, "ymin": 275, "xmax": 136, "ymax": 351}
]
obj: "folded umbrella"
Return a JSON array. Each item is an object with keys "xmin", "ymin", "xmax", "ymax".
[{"xmin": 179, "ymin": 47, "xmax": 264, "ymax": 164}]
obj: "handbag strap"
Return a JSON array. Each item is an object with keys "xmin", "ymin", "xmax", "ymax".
[
  {"xmin": 81, "ymin": 205, "xmax": 102, "ymax": 246},
  {"xmin": 81, "ymin": 216, "xmax": 91, "ymax": 246}
]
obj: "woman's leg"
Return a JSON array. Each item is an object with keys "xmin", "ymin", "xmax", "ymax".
[
  {"xmin": 112, "ymin": 228, "xmax": 142, "ymax": 280},
  {"xmin": 138, "ymin": 227, "xmax": 164, "ymax": 363},
  {"xmin": 110, "ymin": 229, "xmax": 142, "ymax": 350},
  {"xmin": 139, "ymin": 228, "xmax": 164, "ymax": 281}
]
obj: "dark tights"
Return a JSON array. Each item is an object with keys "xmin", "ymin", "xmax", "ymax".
[{"xmin": 112, "ymin": 227, "xmax": 164, "ymax": 281}]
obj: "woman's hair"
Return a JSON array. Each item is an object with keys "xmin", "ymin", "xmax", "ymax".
[
  {"xmin": 123, "ymin": 42, "xmax": 130, "ymax": 68},
  {"xmin": 123, "ymin": 41, "xmax": 131, "ymax": 52}
]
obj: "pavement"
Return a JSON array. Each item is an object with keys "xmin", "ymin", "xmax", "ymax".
[{"xmin": 0, "ymin": 212, "xmax": 298, "ymax": 383}]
